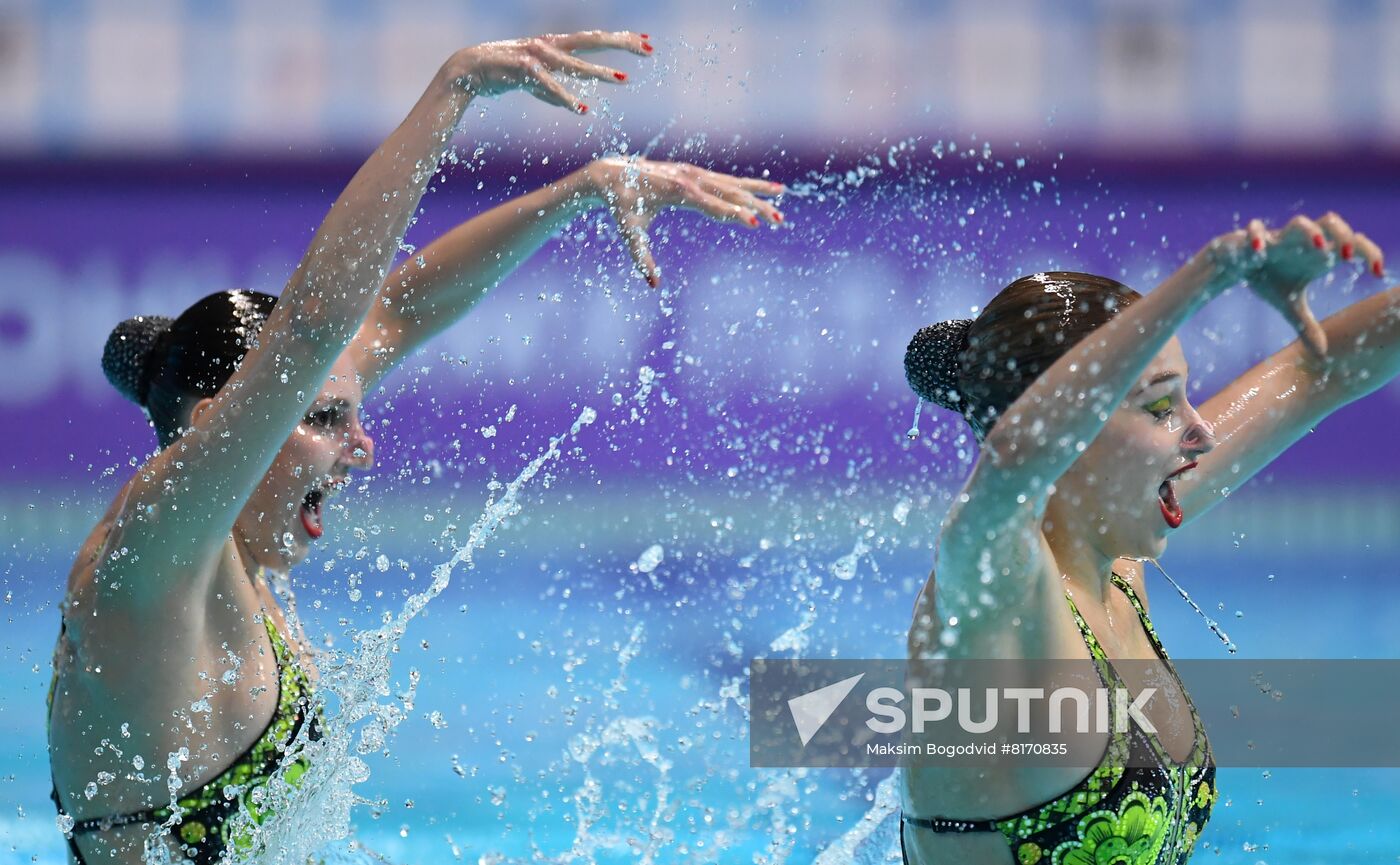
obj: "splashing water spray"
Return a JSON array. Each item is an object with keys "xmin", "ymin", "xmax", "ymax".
[
  {"xmin": 171, "ymin": 407, "xmax": 601, "ymax": 865},
  {"xmin": 1147, "ymin": 557, "xmax": 1237, "ymax": 654}
]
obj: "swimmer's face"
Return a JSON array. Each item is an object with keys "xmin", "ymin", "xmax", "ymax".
[
  {"xmin": 231, "ymin": 355, "xmax": 376, "ymax": 569},
  {"xmin": 1052, "ymin": 337, "xmax": 1215, "ymax": 560}
]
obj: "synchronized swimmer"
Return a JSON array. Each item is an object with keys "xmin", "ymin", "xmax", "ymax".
[
  {"xmin": 900, "ymin": 218, "xmax": 1391, "ymax": 864},
  {"xmin": 47, "ymin": 30, "xmax": 782, "ymax": 864}
]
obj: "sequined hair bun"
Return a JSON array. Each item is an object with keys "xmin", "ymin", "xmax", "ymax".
[
  {"xmin": 102, "ymin": 315, "xmax": 175, "ymax": 405},
  {"xmin": 904, "ymin": 318, "xmax": 973, "ymax": 411}
]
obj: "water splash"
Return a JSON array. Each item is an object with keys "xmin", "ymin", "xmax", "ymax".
[
  {"xmin": 1147, "ymin": 557, "xmax": 1238, "ymax": 654},
  {"xmin": 812, "ymin": 773, "xmax": 901, "ymax": 865},
  {"xmin": 540, "ymin": 625, "xmax": 679, "ymax": 865},
  {"xmin": 199, "ymin": 407, "xmax": 599, "ymax": 865},
  {"xmin": 830, "ymin": 538, "xmax": 871, "ymax": 581},
  {"xmin": 635, "ymin": 543, "xmax": 665, "ymax": 574}
]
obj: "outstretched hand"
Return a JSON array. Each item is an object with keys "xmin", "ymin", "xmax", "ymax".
[
  {"xmin": 449, "ymin": 31, "xmax": 653, "ymax": 114},
  {"xmin": 1215, "ymin": 213, "xmax": 1385, "ymax": 359},
  {"xmin": 581, "ymin": 156, "xmax": 786, "ymax": 286}
]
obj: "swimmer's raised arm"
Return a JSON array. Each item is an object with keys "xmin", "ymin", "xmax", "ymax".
[
  {"xmin": 350, "ymin": 156, "xmax": 785, "ymax": 388},
  {"xmin": 105, "ymin": 33, "xmax": 644, "ymax": 604},
  {"xmin": 937, "ymin": 218, "xmax": 1340, "ymax": 606},
  {"xmin": 1176, "ymin": 214, "xmax": 1388, "ymax": 526}
]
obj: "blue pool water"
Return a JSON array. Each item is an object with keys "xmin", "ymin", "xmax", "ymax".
[{"xmin": 5, "ymin": 466, "xmax": 1400, "ymax": 864}]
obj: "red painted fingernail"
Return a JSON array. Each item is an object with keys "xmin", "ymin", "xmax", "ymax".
[
  {"xmin": 646, "ymin": 274, "xmax": 659, "ymax": 288},
  {"xmin": 642, "ymin": 41, "xmax": 654, "ymax": 53},
  {"xmin": 614, "ymin": 71, "xmax": 627, "ymax": 82},
  {"xmin": 1374, "ymin": 260, "xmax": 1385, "ymax": 277},
  {"xmin": 1342, "ymin": 242, "xmax": 1354, "ymax": 260},
  {"xmin": 747, "ymin": 214, "xmax": 759, "ymax": 227},
  {"xmin": 1251, "ymin": 237, "xmax": 1263, "ymax": 252},
  {"xmin": 576, "ymin": 103, "xmax": 589, "ymax": 114},
  {"xmin": 1313, "ymin": 233, "xmax": 1325, "ymax": 249},
  {"xmin": 774, "ymin": 211, "xmax": 784, "ymax": 223},
  {"xmin": 640, "ymin": 33, "xmax": 650, "ymax": 39}
]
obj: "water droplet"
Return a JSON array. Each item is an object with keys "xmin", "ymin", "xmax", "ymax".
[
  {"xmin": 906, "ymin": 399, "xmax": 924, "ymax": 440},
  {"xmin": 636, "ymin": 544, "xmax": 664, "ymax": 574}
]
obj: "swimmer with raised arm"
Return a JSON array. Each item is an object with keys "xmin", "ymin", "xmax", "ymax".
[
  {"xmin": 47, "ymin": 31, "xmax": 784, "ymax": 865},
  {"xmin": 899, "ymin": 215, "xmax": 1389, "ymax": 864}
]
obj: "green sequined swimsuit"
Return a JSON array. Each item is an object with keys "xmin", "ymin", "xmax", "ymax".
[
  {"xmin": 902, "ymin": 572, "xmax": 1217, "ymax": 865},
  {"xmin": 50, "ymin": 614, "xmax": 319, "ymax": 865}
]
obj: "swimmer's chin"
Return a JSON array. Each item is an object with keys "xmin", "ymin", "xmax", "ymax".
[
  {"xmin": 1111, "ymin": 521, "xmax": 1171, "ymax": 563},
  {"xmin": 1136, "ymin": 528, "xmax": 1171, "ymax": 561}
]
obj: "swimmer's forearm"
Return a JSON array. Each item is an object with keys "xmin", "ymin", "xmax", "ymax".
[
  {"xmin": 983, "ymin": 250, "xmax": 1231, "ymax": 488},
  {"xmin": 262, "ymin": 61, "xmax": 474, "ymax": 365},
  {"xmin": 371, "ymin": 167, "xmax": 601, "ymax": 351},
  {"xmin": 1315, "ymin": 281, "xmax": 1400, "ymax": 401}
]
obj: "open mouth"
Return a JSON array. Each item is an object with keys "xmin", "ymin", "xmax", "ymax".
[
  {"xmin": 1157, "ymin": 479, "xmax": 1182, "ymax": 529},
  {"xmin": 1156, "ymin": 461, "xmax": 1197, "ymax": 530},
  {"xmin": 300, "ymin": 489, "xmax": 324, "ymax": 539}
]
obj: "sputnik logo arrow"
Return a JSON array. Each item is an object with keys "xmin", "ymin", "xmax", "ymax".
[{"xmin": 787, "ymin": 673, "xmax": 865, "ymax": 746}]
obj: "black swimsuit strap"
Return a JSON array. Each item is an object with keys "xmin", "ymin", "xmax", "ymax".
[
  {"xmin": 67, "ymin": 805, "xmax": 164, "ymax": 835},
  {"xmin": 1106, "ymin": 571, "xmax": 1170, "ymax": 660},
  {"xmin": 902, "ymin": 813, "xmax": 998, "ymax": 833}
]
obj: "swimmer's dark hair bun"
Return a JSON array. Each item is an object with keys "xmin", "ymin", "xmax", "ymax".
[
  {"xmin": 905, "ymin": 318, "xmax": 973, "ymax": 411},
  {"xmin": 102, "ymin": 315, "xmax": 174, "ymax": 405}
]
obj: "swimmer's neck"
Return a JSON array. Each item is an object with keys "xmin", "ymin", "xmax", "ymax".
[
  {"xmin": 229, "ymin": 531, "xmax": 291, "ymax": 588},
  {"xmin": 1041, "ymin": 507, "xmax": 1118, "ymax": 609}
]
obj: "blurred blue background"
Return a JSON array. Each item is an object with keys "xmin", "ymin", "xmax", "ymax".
[{"xmin": 3, "ymin": 1, "xmax": 1400, "ymax": 862}]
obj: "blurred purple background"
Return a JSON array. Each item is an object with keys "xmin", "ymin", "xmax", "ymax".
[
  {"xmin": 4, "ymin": 151, "xmax": 1399, "ymax": 491},
  {"xmin": 4, "ymin": 1, "xmax": 1400, "ymax": 499}
]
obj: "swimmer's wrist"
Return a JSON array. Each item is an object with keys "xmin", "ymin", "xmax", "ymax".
[
  {"xmin": 1195, "ymin": 234, "xmax": 1258, "ymax": 298},
  {"xmin": 571, "ymin": 161, "xmax": 615, "ymax": 210},
  {"xmin": 440, "ymin": 49, "xmax": 484, "ymax": 100}
]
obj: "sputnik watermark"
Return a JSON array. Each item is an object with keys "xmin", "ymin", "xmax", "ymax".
[
  {"xmin": 863, "ymin": 686, "xmax": 1157, "ymax": 736},
  {"xmin": 752, "ymin": 659, "xmax": 1193, "ymax": 769},
  {"xmin": 788, "ymin": 680, "xmax": 1158, "ymax": 746},
  {"xmin": 754, "ymin": 658, "xmax": 1400, "ymax": 768}
]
